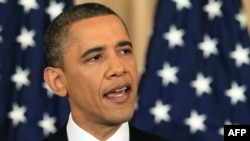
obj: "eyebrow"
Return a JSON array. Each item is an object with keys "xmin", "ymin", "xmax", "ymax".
[
  {"xmin": 117, "ymin": 40, "xmax": 133, "ymax": 48},
  {"xmin": 80, "ymin": 40, "xmax": 133, "ymax": 58},
  {"xmin": 80, "ymin": 46, "xmax": 104, "ymax": 58}
]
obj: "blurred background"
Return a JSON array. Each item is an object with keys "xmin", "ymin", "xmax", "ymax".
[{"xmin": 0, "ymin": 0, "xmax": 250, "ymax": 141}]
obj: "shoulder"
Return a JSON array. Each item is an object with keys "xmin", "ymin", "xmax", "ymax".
[
  {"xmin": 41, "ymin": 124, "xmax": 68, "ymax": 141},
  {"xmin": 129, "ymin": 124, "xmax": 171, "ymax": 141}
]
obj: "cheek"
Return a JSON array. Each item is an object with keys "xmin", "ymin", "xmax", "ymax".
[
  {"xmin": 81, "ymin": 70, "xmax": 104, "ymax": 95},
  {"xmin": 68, "ymin": 72, "xmax": 103, "ymax": 108},
  {"xmin": 65, "ymin": 68, "xmax": 101, "ymax": 96},
  {"xmin": 128, "ymin": 60, "xmax": 138, "ymax": 80},
  {"xmin": 132, "ymin": 61, "xmax": 139, "ymax": 88}
]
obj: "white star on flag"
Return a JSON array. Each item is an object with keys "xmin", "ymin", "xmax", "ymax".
[
  {"xmin": 172, "ymin": 0, "xmax": 192, "ymax": 11},
  {"xmin": 229, "ymin": 43, "xmax": 250, "ymax": 68},
  {"xmin": 11, "ymin": 66, "xmax": 30, "ymax": 90},
  {"xmin": 190, "ymin": 72, "xmax": 213, "ymax": 97},
  {"xmin": 16, "ymin": 27, "xmax": 36, "ymax": 50},
  {"xmin": 184, "ymin": 110, "xmax": 207, "ymax": 134},
  {"xmin": 0, "ymin": 0, "xmax": 6, "ymax": 4},
  {"xmin": 225, "ymin": 81, "xmax": 247, "ymax": 106},
  {"xmin": 198, "ymin": 34, "xmax": 219, "ymax": 58},
  {"xmin": 157, "ymin": 62, "xmax": 179, "ymax": 86},
  {"xmin": 0, "ymin": 26, "xmax": 3, "ymax": 43},
  {"xmin": 203, "ymin": 0, "xmax": 223, "ymax": 20},
  {"xmin": 218, "ymin": 119, "xmax": 232, "ymax": 136},
  {"xmin": 42, "ymin": 82, "xmax": 54, "ymax": 98},
  {"xmin": 235, "ymin": 9, "xmax": 247, "ymax": 30},
  {"xmin": 18, "ymin": 0, "xmax": 39, "ymax": 13},
  {"xmin": 8, "ymin": 103, "xmax": 27, "ymax": 126},
  {"xmin": 163, "ymin": 25, "xmax": 185, "ymax": 48},
  {"xmin": 46, "ymin": 0, "xmax": 65, "ymax": 21},
  {"xmin": 150, "ymin": 100, "xmax": 171, "ymax": 124},
  {"xmin": 135, "ymin": 97, "xmax": 139, "ymax": 110},
  {"xmin": 38, "ymin": 113, "xmax": 57, "ymax": 136}
]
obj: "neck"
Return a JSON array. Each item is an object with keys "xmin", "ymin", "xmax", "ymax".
[
  {"xmin": 84, "ymin": 123, "xmax": 121, "ymax": 140},
  {"xmin": 71, "ymin": 114, "xmax": 122, "ymax": 140}
]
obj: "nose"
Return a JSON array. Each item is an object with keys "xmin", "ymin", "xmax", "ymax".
[{"xmin": 105, "ymin": 55, "xmax": 127, "ymax": 79}]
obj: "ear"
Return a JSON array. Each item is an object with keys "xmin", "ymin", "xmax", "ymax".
[{"xmin": 43, "ymin": 67, "xmax": 68, "ymax": 97}]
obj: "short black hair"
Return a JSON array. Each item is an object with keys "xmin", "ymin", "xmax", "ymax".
[{"xmin": 43, "ymin": 3, "xmax": 127, "ymax": 69}]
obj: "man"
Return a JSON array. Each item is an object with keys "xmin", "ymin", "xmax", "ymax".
[{"xmin": 42, "ymin": 2, "xmax": 170, "ymax": 141}]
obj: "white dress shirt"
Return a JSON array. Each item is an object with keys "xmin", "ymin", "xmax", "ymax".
[{"xmin": 66, "ymin": 114, "xmax": 129, "ymax": 141}]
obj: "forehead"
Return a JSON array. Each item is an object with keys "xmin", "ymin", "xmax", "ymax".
[
  {"xmin": 66, "ymin": 15, "xmax": 129, "ymax": 49},
  {"xmin": 69, "ymin": 15, "xmax": 127, "ymax": 37},
  {"xmin": 63, "ymin": 15, "xmax": 130, "ymax": 58}
]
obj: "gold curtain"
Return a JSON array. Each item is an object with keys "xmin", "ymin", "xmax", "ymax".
[{"xmin": 73, "ymin": 0, "xmax": 250, "ymax": 77}]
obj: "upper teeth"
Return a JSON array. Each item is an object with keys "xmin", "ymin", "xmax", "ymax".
[{"xmin": 115, "ymin": 87, "xmax": 127, "ymax": 92}]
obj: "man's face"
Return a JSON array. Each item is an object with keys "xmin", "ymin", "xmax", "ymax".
[{"xmin": 62, "ymin": 15, "xmax": 138, "ymax": 126}]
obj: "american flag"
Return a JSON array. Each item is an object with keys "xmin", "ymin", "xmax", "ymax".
[
  {"xmin": 0, "ymin": 0, "xmax": 72, "ymax": 140},
  {"xmin": 131, "ymin": 0, "xmax": 250, "ymax": 141}
]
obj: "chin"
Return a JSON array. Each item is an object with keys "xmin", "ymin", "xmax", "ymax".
[{"xmin": 107, "ymin": 110, "xmax": 134, "ymax": 125}]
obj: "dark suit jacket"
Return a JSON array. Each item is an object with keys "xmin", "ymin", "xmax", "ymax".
[{"xmin": 42, "ymin": 123, "xmax": 170, "ymax": 141}]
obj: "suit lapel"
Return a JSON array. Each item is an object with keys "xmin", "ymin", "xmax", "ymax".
[{"xmin": 129, "ymin": 124, "xmax": 148, "ymax": 141}]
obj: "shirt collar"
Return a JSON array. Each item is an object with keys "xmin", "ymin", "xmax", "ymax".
[{"xmin": 66, "ymin": 114, "xmax": 129, "ymax": 141}]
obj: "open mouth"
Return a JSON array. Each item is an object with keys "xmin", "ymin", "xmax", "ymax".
[{"xmin": 104, "ymin": 85, "xmax": 131, "ymax": 102}]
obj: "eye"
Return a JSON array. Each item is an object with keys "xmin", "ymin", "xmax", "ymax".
[
  {"xmin": 120, "ymin": 48, "xmax": 132, "ymax": 55},
  {"xmin": 89, "ymin": 54, "xmax": 102, "ymax": 62}
]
